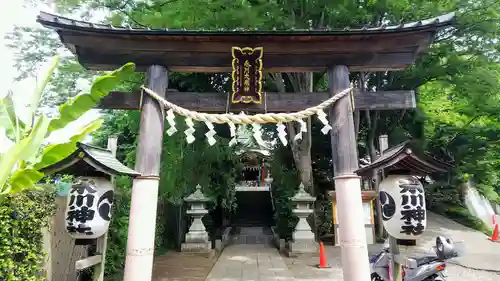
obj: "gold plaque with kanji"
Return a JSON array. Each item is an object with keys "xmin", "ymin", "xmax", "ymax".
[{"xmin": 231, "ymin": 47, "xmax": 263, "ymax": 104}]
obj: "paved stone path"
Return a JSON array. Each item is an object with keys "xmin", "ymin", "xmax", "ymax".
[{"xmin": 205, "ymin": 244, "xmax": 293, "ymax": 281}]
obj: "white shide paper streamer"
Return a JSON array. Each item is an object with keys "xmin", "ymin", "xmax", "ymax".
[
  {"xmin": 228, "ymin": 121, "xmax": 237, "ymax": 147},
  {"xmin": 316, "ymin": 109, "xmax": 332, "ymax": 134},
  {"xmin": 276, "ymin": 123, "xmax": 288, "ymax": 146},
  {"xmin": 166, "ymin": 109, "xmax": 177, "ymax": 136},
  {"xmin": 205, "ymin": 121, "xmax": 217, "ymax": 146},
  {"xmin": 184, "ymin": 117, "xmax": 196, "ymax": 144}
]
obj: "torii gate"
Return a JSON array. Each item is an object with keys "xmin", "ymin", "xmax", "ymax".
[{"xmin": 37, "ymin": 11, "xmax": 454, "ymax": 281}]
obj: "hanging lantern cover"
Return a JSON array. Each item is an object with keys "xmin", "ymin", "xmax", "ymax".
[
  {"xmin": 65, "ymin": 177, "xmax": 114, "ymax": 239},
  {"xmin": 379, "ymin": 174, "xmax": 426, "ymax": 240}
]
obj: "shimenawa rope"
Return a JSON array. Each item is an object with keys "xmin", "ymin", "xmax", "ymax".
[{"xmin": 141, "ymin": 86, "xmax": 352, "ymax": 125}]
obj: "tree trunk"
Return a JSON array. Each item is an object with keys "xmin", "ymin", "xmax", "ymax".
[
  {"xmin": 361, "ymin": 72, "xmax": 384, "ymax": 239},
  {"xmin": 269, "ymin": 72, "xmax": 314, "ymax": 189},
  {"xmin": 269, "ymin": 72, "xmax": 316, "ymax": 236}
]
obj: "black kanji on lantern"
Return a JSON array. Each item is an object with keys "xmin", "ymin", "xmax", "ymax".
[
  {"xmin": 71, "ymin": 181, "xmax": 97, "ymax": 194},
  {"xmin": 399, "ymin": 181, "xmax": 426, "ymax": 236},
  {"xmin": 399, "ymin": 182, "xmax": 424, "ymax": 194},
  {"xmin": 68, "ymin": 193, "xmax": 95, "ymax": 208},
  {"xmin": 401, "ymin": 192, "xmax": 425, "ymax": 208},
  {"xmin": 67, "ymin": 182, "xmax": 97, "ymax": 223},
  {"xmin": 400, "ymin": 222, "xmax": 425, "ymax": 235},
  {"xmin": 401, "ymin": 207, "xmax": 426, "ymax": 223},
  {"xmin": 67, "ymin": 206, "xmax": 96, "ymax": 223},
  {"xmin": 67, "ymin": 222, "xmax": 94, "ymax": 235}
]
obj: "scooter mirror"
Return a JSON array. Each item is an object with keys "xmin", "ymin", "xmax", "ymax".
[{"xmin": 435, "ymin": 236, "xmax": 455, "ymax": 260}]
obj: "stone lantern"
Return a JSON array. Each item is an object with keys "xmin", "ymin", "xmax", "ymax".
[
  {"xmin": 181, "ymin": 184, "xmax": 211, "ymax": 253},
  {"xmin": 290, "ymin": 183, "xmax": 317, "ymax": 253}
]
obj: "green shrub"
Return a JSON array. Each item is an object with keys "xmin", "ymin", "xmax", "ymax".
[{"xmin": 0, "ymin": 190, "xmax": 56, "ymax": 281}]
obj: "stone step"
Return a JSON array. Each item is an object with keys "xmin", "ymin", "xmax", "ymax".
[
  {"xmin": 229, "ymin": 226, "xmax": 274, "ymax": 245},
  {"xmin": 231, "ymin": 234, "xmax": 274, "ymax": 245}
]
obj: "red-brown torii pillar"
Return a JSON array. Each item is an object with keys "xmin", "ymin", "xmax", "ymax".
[
  {"xmin": 328, "ymin": 65, "xmax": 371, "ymax": 281},
  {"xmin": 123, "ymin": 65, "xmax": 168, "ymax": 281}
]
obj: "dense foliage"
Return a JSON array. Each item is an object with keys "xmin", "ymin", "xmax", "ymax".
[{"xmin": 0, "ymin": 190, "xmax": 56, "ymax": 281}]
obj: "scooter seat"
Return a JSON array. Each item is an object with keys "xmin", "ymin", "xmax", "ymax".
[{"xmin": 412, "ymin": 256, "xmax": 439, "ymax": 267}]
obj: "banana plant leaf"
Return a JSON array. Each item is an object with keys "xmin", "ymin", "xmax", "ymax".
[
  {"xmin": 47, "ymin": 62, "xmax": 135, "ymax": 134},
  {"xmin": 0, "ymin": 115, "xmax": 50, "ymax": 194},
  {"xmin": 4, "ymin": 168, "xmax": 45, "ymax": 195},
  {"xmin": 19, "ymin": 115, "xmax": 50, "ymax": 163},
  {"xmin": 25, "ymin": 56, "xmax": 60, "ymax": 130},
  {"xmin": 34, "ymin": 118, "xmax": 104, "ymax": 170},
  {"xmin": 0, "ymin": 92, "xmax": 25, "ymax": 142}
]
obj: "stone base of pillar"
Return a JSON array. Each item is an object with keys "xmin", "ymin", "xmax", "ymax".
[
  {"xmin": 181, "ymin": 241, "xmax": 212, "ymax": 253},
  {"xmin": 185, "ymin": 230, "xmax": 209, "ymax": 244},
  {"xmin": 289, "ymin": 240, "xmax": 318, "ymax": 254},
  {"xmin": 290, "ymin": 229, "xmax": 318, "ymax": 254}
]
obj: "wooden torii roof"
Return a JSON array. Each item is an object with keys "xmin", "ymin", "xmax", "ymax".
[{"xmin": 37, "ymin": 12, "xmax": 455, "ymax": 73}]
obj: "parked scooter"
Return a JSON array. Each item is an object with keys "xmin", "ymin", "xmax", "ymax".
[{"xmin": 370, "ymin": 236, "xmax": 460, "ymax": 281}]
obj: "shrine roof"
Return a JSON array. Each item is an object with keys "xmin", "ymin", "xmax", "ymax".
[
  {"xmin": 40, "ymin": 142, "xmax": 140, "ymax": 177},
  {"xmin": 354, "ymin": 141, "xmax": 453, "ymax": 177},
  {"xmin": 37, "ymin": 11, "xmax": 455, "ymax": 72}
]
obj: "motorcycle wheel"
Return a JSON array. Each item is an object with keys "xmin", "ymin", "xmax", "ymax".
[{"xmin": 371, "ymin": 273, "xmax": 383, "ymax": 281}]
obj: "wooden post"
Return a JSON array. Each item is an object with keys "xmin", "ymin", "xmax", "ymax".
[
  {"xmin": 90, "ymin": 136, "xmax": 118, "ymax": 281},
  {"xmin": 378, "ymin": 135, "xmax": 403, "ymax": 281},
  {"xmin": 123, "ymin": 65, "xmax": 168, "ymax": 281},
  {"xmin": 378, "ymin": 135, "xmax": 388, "ymax": 179},
  {"xmin": 328, "ymin": 65, "xmax": 371, "ymax": 281}
]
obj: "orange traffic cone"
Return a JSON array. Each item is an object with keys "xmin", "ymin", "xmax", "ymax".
[
  {"xmin": 490, "ymin": 223, "xmax": 499, "ymax": 242},
  {"xmin": 317, "ymin": 242, "xmax": 330, "ymax": 268}
]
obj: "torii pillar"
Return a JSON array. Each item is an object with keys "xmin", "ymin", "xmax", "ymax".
[
  {"xmin": 328, "ymin": 65, "xmax": 371, "ymax": 281},
  {"xmin": 124, "ymin": 65, "xmax": 168, "ymax": 281}
]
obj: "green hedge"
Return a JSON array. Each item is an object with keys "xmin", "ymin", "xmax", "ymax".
[{"xmin": 0, "ymin": 191, "xmax": 56, "ymax": 281}]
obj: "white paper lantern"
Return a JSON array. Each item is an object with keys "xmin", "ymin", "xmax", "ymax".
[
  {"xmin": 65, "ymin": 177, "xmax": 114, "ymax": 239},
  {"xmin": 379, "ymin": 174, "xmax": 426, "ymax": 240}
]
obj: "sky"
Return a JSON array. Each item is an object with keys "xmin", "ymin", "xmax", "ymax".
[
  {"xmin": 0, "ymin": 2, "xmax": 39, "ymax": 90},
  {"xmin": 0, "ymin": 1, "xmax": 101, "ymax": 148}
]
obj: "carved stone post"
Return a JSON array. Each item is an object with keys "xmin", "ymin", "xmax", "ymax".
[
  {"xmin": 290, "ymin": 183, "xmax": 317, "ymax": 253},
  {"xmin": 181, "ymin": 185, "xmax": 211, "ymax": 252},
  {"xmin": 328, "ymin": 65, "xmax": 370, "ymax": 281}
]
